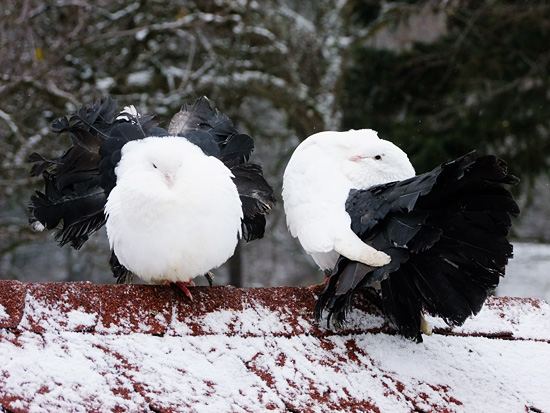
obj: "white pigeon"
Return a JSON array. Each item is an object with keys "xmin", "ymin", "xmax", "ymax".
[
  {"xmin": 104, "ymin": 136, "xmax": 243, "ymax": 286},
  {"xmin": 29, "ymin": 96, "xmax": 275, "ymax": 299},
  {"xmin": 283, "ymin": 129, "xmax": 519, "ymax": 341},
  {"xmin": 283, "ymin": 129, "xmax": 415, "ymax": 271}
]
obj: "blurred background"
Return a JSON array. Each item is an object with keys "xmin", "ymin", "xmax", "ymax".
[{"xmin": 1, "ymin": 1, "xmax": 549, "ymax": 300}]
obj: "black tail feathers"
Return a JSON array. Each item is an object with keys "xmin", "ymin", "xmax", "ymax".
[
  {"xmin": 168, "ymin": 96, "xmax": 254, "ymax": 164},
  {"xmin": 29, "ymin": 95, "xmax": 274, "ymax": 269},
  {"xmin": 168, "ymin": 97, "xmax": 275, "ymax": 241},
  {"xmin": 315, "ymin": 152, "xmax": 519, "ymax": 342},
  {"xmin": 28, "ymin": 96, "xmax": 162, "ymax": 249}
]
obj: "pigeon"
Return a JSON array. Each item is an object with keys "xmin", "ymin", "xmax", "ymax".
[
  {"xmin": 29, "ymin": 96, "xmax": 275, "ymax": 299},
  {"xmin": 282, "ymin": 129, "xmax": 519, "ymax": 342}
]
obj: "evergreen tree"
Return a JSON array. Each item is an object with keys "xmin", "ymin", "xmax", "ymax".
[{"xmin": 342, "ymin": 1, "xmax": 550, "ymax": 182}]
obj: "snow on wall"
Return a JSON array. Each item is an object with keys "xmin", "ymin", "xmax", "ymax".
[
  {"xmin": 498, "ymin": 242, "xmax": 550, "ymax": 302},
  {"xmin": 0, "ymin": 281, "xmax": 549, "ymax": 412}
]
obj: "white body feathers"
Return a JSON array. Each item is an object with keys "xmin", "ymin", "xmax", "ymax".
[
  {"xmin": 105, "ymin": 136, "xmax": 243, "ymax": 284},
  {"xmin": 282, "ymin": 129, "xmax": 416, "ymax": 271}
]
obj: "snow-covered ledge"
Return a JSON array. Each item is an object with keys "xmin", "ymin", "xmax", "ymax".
[{"xmin": 0, "ymin": 281, "xmax": 549, "ymax": 412}]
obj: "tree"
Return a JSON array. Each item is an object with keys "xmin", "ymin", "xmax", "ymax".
[
  {"xmin": 342, "ymin": 0, "xmax": 550, "ymax": 183},
  {"xmin": 0, "ymin": 0, "xmax": 354, "ymax": 284},
  {"xmin": 2, "ymin": 0, "xmax": 546, "ymax": 284}
]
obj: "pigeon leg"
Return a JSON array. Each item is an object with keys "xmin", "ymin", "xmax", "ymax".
[
  {"xmin": 309, "ymin": 270, "xmax": 332, "ymax": 294},
  {"xmin": 172, "ymin": 280, "xmax": 196, "ymax": 301},
  {"xmin": 204, "ymin": 271, "xmax": 214, "ymax": 287}
]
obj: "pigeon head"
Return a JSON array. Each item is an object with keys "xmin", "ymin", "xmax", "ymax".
[
  {"xmin": 339, "ymin": 135, "xmax": 415, "ymax": 189},
  {"xmin": 308, "ymin": 129, "xmax": 416, "ymax": 189},
  {"xmin": 115, "ymin": 136, "xmax": 205, "ymax": 194}
]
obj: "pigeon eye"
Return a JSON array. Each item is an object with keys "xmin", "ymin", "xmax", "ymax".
[
  {"xmin": 152, "ymin": 163, "xmax": 157, "ymax": 169},
  {"xmin": 374, "ymin": 155, "xmax": 382, "ymax": 160}
]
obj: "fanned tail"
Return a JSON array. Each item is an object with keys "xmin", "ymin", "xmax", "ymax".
[
  {"xmin": 51, "ymin": 96, "xmax": 119, "ymax": 143},
  {"xmin": 28, "ymin": 171, "xmax": 106, "ymax": 249},
  {"xmin": 231, "ymin": 163, "xmax": 276, "ymax": 241},
  {"xmin": 110, "ymin": 251, "xmax": 134, "ymax": 284},
  {"xmin": 315, "ymin": 152, "xmax": 519, "ymax": 342},
  {"xmin": 28, "ymin": 97, "xmax": 116, "ymax": 248},
  {"xmin": 169, "ymin": 96, "xmax": 254, "ymax": 164},
  {"xmin": 169, "ymin": 96, "xmax": 275, "ymax": 241},
  {"xmin": 28, "ymin": 96, "xmax": 163, "ymax": 249}
]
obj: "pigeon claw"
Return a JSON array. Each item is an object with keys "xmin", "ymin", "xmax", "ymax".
[
  {"xmin": 309, "ymin": 273, "xmax": 331, "ymax": 295},
  {"xmin": 204, "ymin": 271, "xmax": 214, "ymax": 287},
  {"xmin": 174, "ymin": 280, "xmax": 195, "ymax": 301}
]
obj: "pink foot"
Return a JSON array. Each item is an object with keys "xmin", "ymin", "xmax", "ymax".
[
  {"xmin": 165, "ymin": 280, "xmax": 195, "ymax": 301},
  {"xmin": 309, "ymin": 274, "xmax": 331, "ymax": 293}
]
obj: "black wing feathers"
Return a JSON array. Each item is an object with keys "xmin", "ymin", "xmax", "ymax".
[
  {"xmin": 28, "ymin": 98, "xmax": 114, "ymax": 249},
  {"xmin": 315, "ymin": 152, "xmax": 519, "ymax": 342}
]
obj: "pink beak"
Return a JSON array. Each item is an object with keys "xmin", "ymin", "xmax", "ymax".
[{"xmin": 165, "ymin": 172, "xmax": 175, "ymax": 187}]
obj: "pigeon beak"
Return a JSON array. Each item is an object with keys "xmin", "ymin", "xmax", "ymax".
[
  {"xmin": 165, "ymin": 172, "xmax": 175, "ymax": 187},
  {"xmin": 349, "ymin": 155, "xmax": 365, "ymax": 162}
]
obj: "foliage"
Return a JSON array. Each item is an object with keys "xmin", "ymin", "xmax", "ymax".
[
  {"xmin": 342, "ymin": 1, "xmax": 550, "ymax": 181},
  {"xmin": 1, "ymin": 0, "xmax": 548, "ymax": 282},
  {"xmin": 0, "ymin": 0, "xmax": 350, "ymax": 283}
]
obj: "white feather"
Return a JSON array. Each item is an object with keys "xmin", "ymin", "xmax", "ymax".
[
  {"xmin": 282, "ymin": 129, "xmax": 415, "ymax": 271},
  {"xmin": 105, "ymin": 136, "xmax": 243, "ymax": 284},
  {"xmin": 116, "ymin": 105, "xmax": 140, "ymax": 121},
  {"xmin": 30, "ymin": 220, "xmax": 45, "ymax": 232}
]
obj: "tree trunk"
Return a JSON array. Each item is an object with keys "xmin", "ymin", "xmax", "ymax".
[{"xmin": 228, "ymin": 242, "xmax": 242, "ymax": 287}]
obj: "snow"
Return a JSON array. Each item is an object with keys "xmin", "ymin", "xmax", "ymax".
[
  {"xmin": 0, "ymin": 303, "xmax": 7, "ymax": 320},
  {"xmin": 1, "ymin": 284, "xmax": 549, "ymax": 412},
  {"xmin": 65, "ymin": 309, "xmax": 96, "ymax": 330},
  {"xmin": 95, "ymin": 76, "xmax": 115, "ymax": 91},
  {"xmin": 135, "ymin": 28, "xmax": 148, "ymax": 41},
  {"xmin": 126, "ymin": 70, "xmax": 153, "ymax": 87},
  {"xmin": 425, "ymin": 297, "xmax": 550, "ymax": 341},
  {"xmin": 1, "ymin": 327, "xmax": 548, "ymax": 412},
  {"xmin": 359, "ymin": 334, "xmax": 549, "ymax": 412},
  {"xmin": 498, "ymin": 242, "xmax": 550, "ymax": 302}
]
